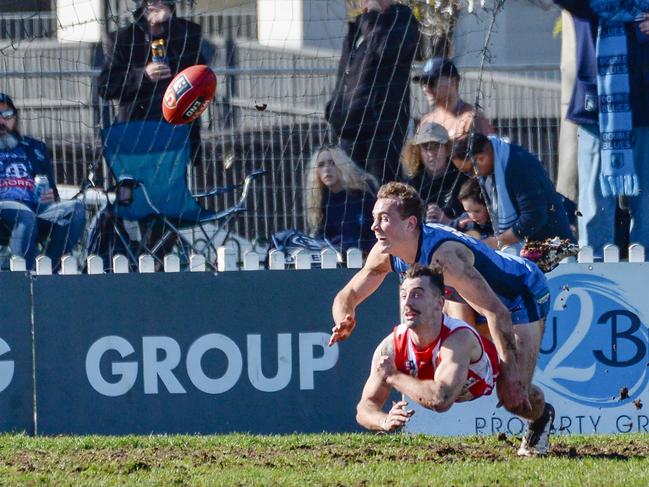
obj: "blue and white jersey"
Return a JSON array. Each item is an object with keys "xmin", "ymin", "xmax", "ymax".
[
  {"xmin": 0, "ymin": 143, "xmax": 38, "ymax": 207},
  {"xmin": 0, "ymin": 137, "xmax": 54, "ymax": 209},
  {"xmin": 390, "ymin": 224, "xmax": 550, "ymax": 321}
]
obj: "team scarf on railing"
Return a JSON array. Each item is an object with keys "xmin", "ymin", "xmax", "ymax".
[{"xmin": 590, "ymin": 0, "xmax": 644, "ymax": 197}]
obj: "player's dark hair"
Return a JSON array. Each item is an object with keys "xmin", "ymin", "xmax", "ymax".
[
  {"xmin": 403, "ymin": 263, "xmax": 445, "ymax": 296},
  {"xmin": 376, "ymin": 182, "xmax": 423, "ymax": 227}
]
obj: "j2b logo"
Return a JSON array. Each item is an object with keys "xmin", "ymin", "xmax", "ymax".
[{"xmin": 537, "ymin": 275, "xmax": 649, "ymax": 407}]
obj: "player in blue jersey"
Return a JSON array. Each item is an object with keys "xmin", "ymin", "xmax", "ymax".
[{"xmin": 330, "ymin": 181, "xmax": 554, "ymax": 455}]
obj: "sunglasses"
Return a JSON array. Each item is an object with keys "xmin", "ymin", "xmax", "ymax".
[{"xmin": 0, "ymin": 108, "xmax": 16, "ymax": 120}]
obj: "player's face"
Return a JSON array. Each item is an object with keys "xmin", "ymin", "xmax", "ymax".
[
  {"xmin": 371, "ymin": 198, "xmax": 416, "ymax": 254},
  {"xmin": 461, "ymin": 198, "xmax": 490, "ymax": 225},
  {"xmin": 0, "ymin": 102, "xmax": 17, "ymax": 134},
  {"xmin": 400, "ymin": 277, "xmax": 443, "ymax": 329}
]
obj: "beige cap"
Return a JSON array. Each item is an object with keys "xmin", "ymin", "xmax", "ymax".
[{"xmin": 411, "ymin": 122, "xmax": 449, "ymax": 145}]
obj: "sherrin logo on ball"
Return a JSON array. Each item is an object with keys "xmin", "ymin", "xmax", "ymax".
[
  {"xmin": 171, "ymin": 74, "xmax": 193, "ymax": 99},
  {"xmin": 162, "ymin": 65, "xmax": 217, "ymax": 125}
]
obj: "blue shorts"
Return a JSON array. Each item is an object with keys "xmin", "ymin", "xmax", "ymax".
[{"xmin": 445, "ymin": 265, "xmax": 550, "ymax": 325}]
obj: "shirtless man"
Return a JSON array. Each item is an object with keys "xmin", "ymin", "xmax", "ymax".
[
  {"xmin": 414, "ymin": 57, "xmax": 495, "ymax": 140},
  {"xmin": 356, "ymin": 264, "xmax": 499, "ymax": 433},
  {"xmin": 332, "ymin": 182, "xmax": 554, "ymax": 455}
]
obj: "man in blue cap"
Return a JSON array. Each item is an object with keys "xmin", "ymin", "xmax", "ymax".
[
  {"xmin": 0, "ymin": 92, "xmax": 85, "ymax": 270},
  {"xmin": 414, "ymin": 57, "xmax": 494, "ymax": 140}
]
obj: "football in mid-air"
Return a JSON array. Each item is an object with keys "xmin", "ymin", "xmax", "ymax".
[{"xmin": 162, "ymin": 65, "xmax": 216, "ymax": 124}]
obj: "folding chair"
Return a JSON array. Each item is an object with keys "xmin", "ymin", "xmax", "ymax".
[{"xmin": 98, "ymin": 120, "xmax": 264, "ymax": 269}]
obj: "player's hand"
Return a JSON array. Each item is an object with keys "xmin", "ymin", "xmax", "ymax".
[
  {"xmin": 497, "ymin": 363, "xmax": 531, "ymax": 414},
  {"xmin": 328, "ymin": 314, "xmax": 356, "ymax": 346},
  {"xmin": 144, "ymin": 62, "xmax": 172, "ymax": 81},
  {"xmin": 376, "ymin": 354, "xmax": 396, "ymax": 380},
  {"xmin": 381, "ymin": 400, "xmax": 414, "ymax": 432}
]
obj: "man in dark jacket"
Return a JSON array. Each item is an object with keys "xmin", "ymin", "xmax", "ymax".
[
  {"xmin": 325, "ymin": 0, "xmax": 419, "ymax": 185},
  {"xmin": 451, "ymin": 133, "xmax": 576, "ymax": 252},
  {"xmin": 98, "ymin": 0, "xmax": 205, "ymax": 163}
]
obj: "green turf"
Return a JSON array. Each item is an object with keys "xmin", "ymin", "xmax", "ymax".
[{"xmin": 0, "ymin": 433, "xmax": 648, "ymax": 486}]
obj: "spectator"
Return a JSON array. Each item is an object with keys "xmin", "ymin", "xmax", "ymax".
[
  {"xmin": 98, "ymin": 0, "xmax": 205, "ymax": 164},
  {"xmin": 452, "ymin": 178, "xmax": 494, "ymax": 241},
  {"xmin": 451, "ymin": 133, "xmax": 576, "ymax": 252},
  {"xmin": 414, "ymin": 57, "xmax": 495, "ymax": 140},
  {"xmin": 552, "ymin": 0, "xmax": 649, "ymax": 258},
  {"xmin": 325, "ymin": 0, "xmax": 419, "ymax": 185},
  {"xmin": 401, "ymin": 122, "xmax": 469, "ymax": 225},
  {"xmin": 305, "ymin": 145, "xmax": 378, "ymax": 254},
  {"xmin": 0, "ymin": 92, "xmax": 85, "ymax": 271}
]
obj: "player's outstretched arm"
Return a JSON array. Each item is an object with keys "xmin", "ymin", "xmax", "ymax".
[
  {"xmin": 356, "ymin": 337, "xmax": 414, "ymax": 431},
  {"xmin": 329, "ymin": 245, "xmax": 391, "ymax": 346},
  {"xmin": 433, "ymin": 242, "xmax": 530, "ymax": 413},
  {"xmin": 385, "ymin": 329, "xmax": 476, "ymax": 412}
]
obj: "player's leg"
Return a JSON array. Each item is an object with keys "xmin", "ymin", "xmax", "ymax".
[{"xmin": 513, "ymin": 319, "xmax": 555, "ymax": 456}]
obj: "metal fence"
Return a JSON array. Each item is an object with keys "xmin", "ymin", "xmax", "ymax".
[{"xmin": 0, "ymin": 37, "xmax": 561, "ymax": 243}]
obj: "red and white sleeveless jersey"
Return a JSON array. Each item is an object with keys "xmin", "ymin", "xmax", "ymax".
[{"xmin": 392, "ymin": 316, "xmax": 499, "ymax": 402}]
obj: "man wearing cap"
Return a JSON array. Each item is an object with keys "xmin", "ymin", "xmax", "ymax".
[
  {"xmin": 401, "ymin": 122, "xmax": 469, "ymax": 224},
  {"xmin": 414, "ymin": 57, "xmax": 494, "ymax": 140},
  {"xmin": 326, "ymin": 0, "xmax": 419, "ymax": 185},
  {"xmin": 0, "ymin": 93, "xmax": 85, "ymax": 270}
]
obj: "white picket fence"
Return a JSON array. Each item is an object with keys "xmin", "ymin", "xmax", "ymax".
[{"xmin": 1, "ymin": 244, "xmax": 646, "ymax": 275}]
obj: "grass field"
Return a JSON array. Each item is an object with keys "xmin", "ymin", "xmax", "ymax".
[{"xmin": 1, "ymin": 433, "xmax": 649, "ymax": 486}]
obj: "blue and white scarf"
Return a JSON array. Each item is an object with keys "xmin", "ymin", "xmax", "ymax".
[
  {"xmin": 480, "ymin": 136, "xmax": 516, "ymax": 235},
  {"xmin": 591, "ymin": 0, "xmax": 644, "ymax": 197}
]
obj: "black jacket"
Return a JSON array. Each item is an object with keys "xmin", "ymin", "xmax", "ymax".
[
  {"xmin": 98, "ymin": 14, "xmax": 205, "ymax": 122},
  {"xmin": 406, "ymin": 165, "xmax": 469, "ymax": 220},
  {"xmin": 325, "ymin": 4, "xmax": 419, "ymax": 142}
]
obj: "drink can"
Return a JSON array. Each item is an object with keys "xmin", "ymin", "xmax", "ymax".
[
  {"xmin": 151, "ymin": 39, "xmax": 167, "ymax": 63},
  {"xmin": 34, "ymin": 174, "xmax": 50, "ymax": 200}
]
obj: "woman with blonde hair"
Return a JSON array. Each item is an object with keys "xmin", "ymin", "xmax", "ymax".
[
  {"xmin": 305, "ymin": 145, "xmax": 378, "ymax": 253},
  {"xmin": 401, "ymin": 121, "xmax": 468, "ymax": 225}
]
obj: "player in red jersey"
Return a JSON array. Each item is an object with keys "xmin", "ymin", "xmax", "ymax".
[{"xmin": 356, "ymin": 263, "xmax": 499, "ymax": 432}]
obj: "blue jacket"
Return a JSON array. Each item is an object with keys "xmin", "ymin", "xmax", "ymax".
[
  {"xmin": 481, "ymin": 143, "xmax": 576, "ymax": 243},
  {"xmin": 554, "ymin": 0, "xmax": 649, "ymax": 126},
  {"xmin": 0, "ymin": 136, "xmax": 58, "ymax": 209},
  {"xmin": 319, "ymin": 189, "xmax": 376, "ymax": 253}
]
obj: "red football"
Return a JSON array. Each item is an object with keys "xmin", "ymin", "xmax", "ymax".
[{"xmin": 162, "ymin": 65, "xmax": 216, "ymax": 125}]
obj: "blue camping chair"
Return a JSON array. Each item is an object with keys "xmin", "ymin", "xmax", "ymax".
[{"xmin": 97, "ymin": 120, "xmax": 264, "ymax": 268}]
